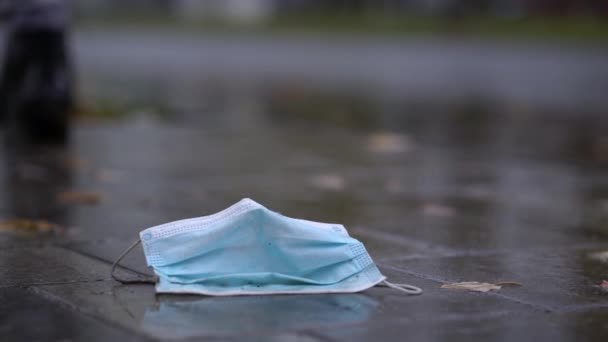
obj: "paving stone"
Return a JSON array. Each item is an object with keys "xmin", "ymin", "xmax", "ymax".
[
  {"xmin": 322, "ymin": 312, "xmax": 565, "ymax": 342},
  {"xmin": 0, "ymin": 233, "xmax": 49, "ymax": 249},
  {"xmin": 349, "ymin": 197, "xmax": 605, "ymax": 253},
  {"xmin": 382, "ymin": 249, "xmax": 608, "ymax": 310},
  {"xmin": 0, "ymin": 246, "xmax": 144, "ymax": 287},
  {"xmin": 32, "ymin": 281, "xmax": 156, "ymax": 337},
  {"xmin": 0, "ymin": 287, "xmax": 148, "ymax": 341},
  {"xmin": 323, "ymin": 306, "xmax": 608, "ymax": 342},
  {"xmin": 549, "ymin": 308, "xmax": 608, "ymax": 340},
  {"xmin": 63, "ymin": 238, "xmax": 154, "ymax": 276},
  {"xmin": 349, "ymin": 227, "xmax": 443, "ymax": 260},
  {"xmin": 367, "ymin": 266, "xmax": 536, "ymax": 319}
]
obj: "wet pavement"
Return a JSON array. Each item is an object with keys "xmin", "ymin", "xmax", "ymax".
[{"xmin": 1, "ymin": 31, "xmax": 608, "ymax": 341}]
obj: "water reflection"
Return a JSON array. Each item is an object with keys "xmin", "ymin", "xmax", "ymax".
[{"xmin": 142, "ymin": 294, "xmax": 378, "ymax": 339}]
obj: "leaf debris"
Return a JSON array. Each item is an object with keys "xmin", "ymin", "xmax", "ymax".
[
  {"xmin": 441, "ymin": 281, "xmax": 520, "ymax": 293},
  {"xmin": 310, "ymin": 174, "xmax": 345, "ymax": 191},
  {"xmin": 0, "ymin": 219, "xmax": 63, "ymax": 235},
  {"xmin": 57, "ymin": 190, "xmax": 103, "ymax": 205},
  {"xmin": 368, "ymin": 132, "xmax": 412, "ymax": 154},
  {"xmin": 588, "ymin": 251, "xmax": 608, "ymax": 263}
]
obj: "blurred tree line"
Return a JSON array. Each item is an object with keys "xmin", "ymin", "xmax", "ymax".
[{"xmin": 73, "ymin": 0, "xmax": 608, "ymax": 19}]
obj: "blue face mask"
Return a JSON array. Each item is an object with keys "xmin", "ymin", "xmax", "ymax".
[{"xmin": 112, "ymin": 198, "xmax": 422, "ymax": 296}]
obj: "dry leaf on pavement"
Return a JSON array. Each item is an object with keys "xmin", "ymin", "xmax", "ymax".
[
  {"xmin": 588, "ymin": 251, "xmax": 608, "ymax": 263},
  {"xmin": 422, "ymin": 203, "xmax": 454, "ymax": 217},
  {"xmin": 0, "ymin": 219, "xmax": 63, "ymax": 235},
  {"xmin": 310, "ymin": 175, "xmax": 345, "ymax": 191},
  {"xmin": 57, "ymin": 190, "xmax": 102, "ymax": 205},
  {"xmin": 441, "ymin": 281, "xmax": 506, "ymax": 293},
  {"xmin": 367, "ymin": 132, "xmax": 412, "ymax": 154}
]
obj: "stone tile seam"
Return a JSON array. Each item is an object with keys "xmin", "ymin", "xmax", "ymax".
[
  {"xmin": 379, "ymin": 242, "xmax": 608, "ymax": 262},
  {"xmin": 0, "ymin": 279, "xmax": 106, "ymax": 289},
  {"xmin": 378, "ymin": 262, "xmax": 451, "ymax": 283},
  {"xmin": 351, "ymin": 228, "xmax": 458, "ymax": 255},
  {"xmin": 378, "ymin": 262, "xmax": 556, "ymax": 312},
  {"xmin": 555, "ymin": 303, "xmax": 608, "ymax": 313},
  {"xmin": 58, "ymin": 244, "xmax": 152, "ymax": 278}
]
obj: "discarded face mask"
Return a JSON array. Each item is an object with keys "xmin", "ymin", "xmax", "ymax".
[{"xmin": 111, "ymin": 198, "xmax": 422, "ymax": 296}]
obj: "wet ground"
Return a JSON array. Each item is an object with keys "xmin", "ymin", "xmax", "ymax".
[{"xmin": 1, "ymin": 30, "xmax": 608, "ymax": 341}]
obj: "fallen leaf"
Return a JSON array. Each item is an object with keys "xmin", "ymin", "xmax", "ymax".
[
  {"xmin": 95, "ymin": 168, "xmax": 124, "ymax": 184},
  {"xmin": 441, "ymin": 281, "xmax": 503, "ymax": 293},
  {"xmin": 310, "ymin": 175, "xmax": 345, "ymax": 191},
  {"xmin": 422, "ymin": 203, "xmax": 454, "ymax": 217},
  {"xmin": 57, "ymin": 190, "xmax": 102, "ymax": 205},
  {"xmin": 0, "ymin": 219, "xmax": 63, "ymax": 235},
  {"xmin": 588, "ymin": 251, "xmax": 608, "ymax": 263},
  {"xmin": 368, "ymin": 132, "xmax": 412, "ymax": 154}
]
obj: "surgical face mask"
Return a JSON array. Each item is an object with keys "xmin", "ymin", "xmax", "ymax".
[{"xmin": 111, "ymin": 198, "xmax": 422, "ymax": 296}]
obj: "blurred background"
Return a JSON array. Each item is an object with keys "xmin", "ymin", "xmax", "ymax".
[{"xmin": 0, "ymin": 0, "xmax": 606, "ymax": 265}]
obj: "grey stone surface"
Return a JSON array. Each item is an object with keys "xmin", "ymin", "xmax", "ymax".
[
  {"xmin": 0, "ymin": 287, "xmax": 148, "ymax": 341},
  {"xmin": 32, "ymin": 281, "xmax": 156, "ymax": 337},
  {"xmin": 0, "ymin": 245, "xmax": 149, "ymax": 287},
  {"xmin": 323, "ymin": 307, "xmax": 608, "ymax": 342},
  {"xmin": 0, "ymin": 246, "xmax": 107, "ymax": 287},
  {"xmin": 382, "ymin": 249, "xmax": 608, "ymax": 310},
  {"xmin": 322, "ymin": 312, "xmax": 566, "ymax": 342},
  {"xmin": 63, "ymin": 239, "xmax": 154, "ymax": 276}
]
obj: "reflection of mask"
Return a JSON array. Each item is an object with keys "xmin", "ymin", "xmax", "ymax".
[
  {"xmin": 142, "ymin": 294, "xmax": 378, "ymax": 339},
  {"xmin": 112, "ymin": 198, "xmax": 421, "ymax": 296}
]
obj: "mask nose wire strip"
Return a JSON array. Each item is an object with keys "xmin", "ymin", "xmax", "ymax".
[
  {"xmin": 111, "ymin": 238, "xmax": 156, "ymax": 284},
  {"xmin": 379, "ymin": 280, "xmax": 423, "ymax": 295}
]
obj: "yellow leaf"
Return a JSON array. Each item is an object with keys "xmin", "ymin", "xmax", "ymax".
[
  {"xmin": 0, "ymin": 219, "xmax": 63, "ymax": 235},
  {"xmin": 441, "ymin": 281, "xmax": 503, "ymax": 293},
  {"xmin": 57, "ymin": 190, "xmax": 102, "ymax": 205}
]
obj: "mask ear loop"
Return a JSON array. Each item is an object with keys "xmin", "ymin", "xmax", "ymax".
[
  {"xmin": 380, "ymin": 280, "xmax": 423, "ymax": 295},
  {"xmin": 111, "ymin": 239, "xmax": 156, "ymax": 284}
]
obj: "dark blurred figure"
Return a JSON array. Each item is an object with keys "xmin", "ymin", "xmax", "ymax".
[{"xmin": 0, "ymin": 0, "xmax": 73, "ymax": 143}]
